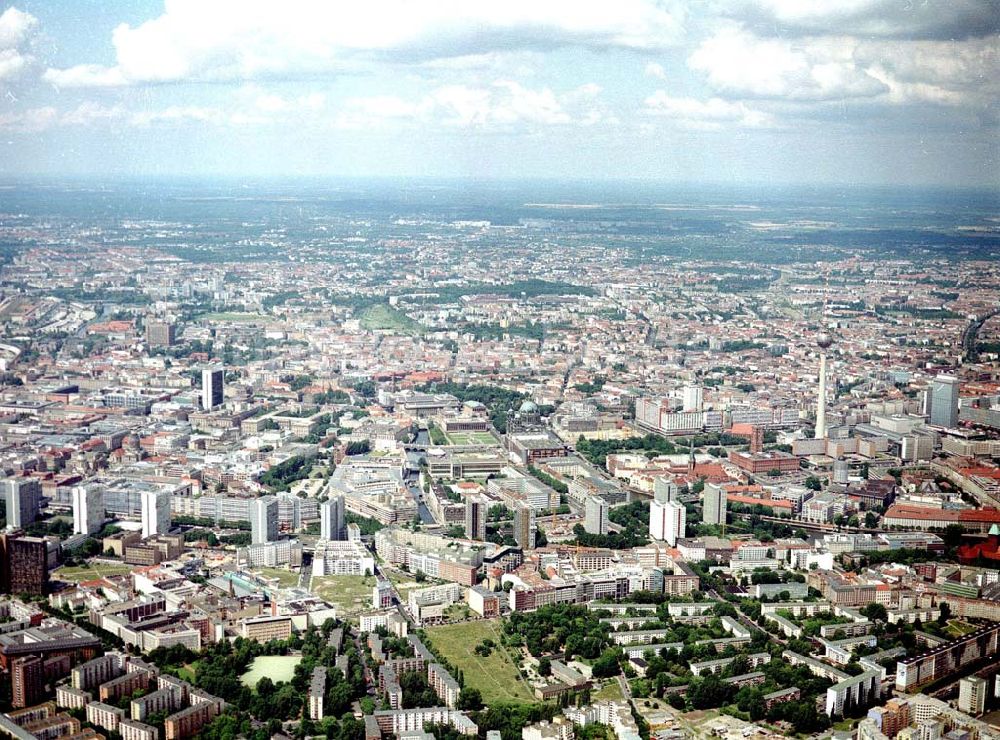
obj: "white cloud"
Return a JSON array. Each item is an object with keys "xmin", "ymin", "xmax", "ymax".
[
  {"xmin": 645, "ymin": 62, "xmax": 668, "ymax": 81},
  {"xmin": 336, "ymin": 80, "xmax": 613, "ymax": 130},
  {"xmin": 44, "ymin": 0, "xmax": 685, "ymax": 87},
  {"xmin": 689, "ymin": 27, "xmax": 888, "ymax": 101},
  {"xmin": 0, "ymin": 6, "xmax": 39, "ymax": 82},
  {"xmin": 643, "ymin": 92, "xmax": 773, "ymax": 129}
]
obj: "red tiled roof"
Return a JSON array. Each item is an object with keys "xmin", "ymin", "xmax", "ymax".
[{"xmin": 884, "ymin": 504, "xmax": 1000, "ymax": 523}]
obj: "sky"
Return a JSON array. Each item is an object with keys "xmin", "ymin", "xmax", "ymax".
[{"xmin": 0, "ymin": 0, "xmax": 997, "ymax": 186}]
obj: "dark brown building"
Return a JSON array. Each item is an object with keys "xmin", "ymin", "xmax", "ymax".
[
  {"xmin": 11, "ymin": 655, "xmax": 44, "ymax": 708},
  {"xmin": 1, "ymin": 532, "xmax": 49, "ymax": 596}
]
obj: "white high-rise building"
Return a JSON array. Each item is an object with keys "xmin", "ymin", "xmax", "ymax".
[
  {"xmin": 958, "ymin": 676, "xmax": 987, "ymax": 716},
  {"xmin": 702, "ymin": 482, "xmax": 728, "ymax": 526},
  {"xmin": 682, "ymin": 385, "xmax": 704, "ymax": 413},
  {"xmin": 584, "ymin": 496, "xmax": 609, "ymax": 535},
  {"xmin": 139, "ymin": 489, "xmax": 171, "ymax": 538},
  {"xmin": 1, "ymin": 478, "xmax": 41, "ymax": 529},
  {"xmin": 320, "ymin": 496, "xmax": 345, "ymax": 541},
  {"xmin": 251, "ymin": 496, "xmax": 279, "ymax": 544},
  {"xmin": 201, "ymin": 366, "xmax": 224, "ymax": 410},
  {"xmin": 72, "ymin": 484, "xmax": 104, "ymax": 536},
  {"xmin": 650, "ymin": 500, "xmax": 685, "ymax": 546},
  {"xmin": 653, "ymin": 477, "xmax": 678, "ymax": 504}
]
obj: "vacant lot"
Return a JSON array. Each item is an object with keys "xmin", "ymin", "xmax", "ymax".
[
  {"xmin": 311, "ymin": 574, "xmax": 374, "ymax": 618},
  {"xmin": 425, "ymin": 620, "xmax": 534, "ymax": 705},
  {"xmin": 53, "ymin": 561, "xmax": 133, "ymax": 582},
  {"xmin": 252, "ymin": 567, "xmax": 300, "ymax": 588},
  {"xmin": 359, "ymin": 304, "xmax": 423, "ymax": 335}
]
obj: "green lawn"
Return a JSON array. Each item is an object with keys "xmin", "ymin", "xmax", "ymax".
[
  {"xmin": 445, "ymin": 431, "xmax": 497, "ymax": 446},
  {"xmin": 359, "ymin": 304, "xmax": 423, "ymax": 335},
  {"xmin": 425, "ymin": 620, "xmax": 535, "ymax": 705},
  {"xmin": 594, "ymin": 679, "xmax": 624, "ymax": 702},
  {"xmin": 252, "ymin": 567, "xmax": 300, "ymax": 588},
  {"xmin": 944, "ymin": 619, "xmax": 978, "ymax": 638},
  {"xmin": 310, "ymin": 574, "xmax": 375, "ymax": 618},
  {"xmin": 53, "ymin": 561, "xmax": 133, "ymax": 582}
]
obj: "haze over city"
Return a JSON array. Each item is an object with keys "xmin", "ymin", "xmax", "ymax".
[{"xmin": 0, "ymin": 3, "xmax": 999, "ymax": 740}]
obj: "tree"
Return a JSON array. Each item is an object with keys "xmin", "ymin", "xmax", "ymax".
[
  {"xmin": 861, "ymin": 603, "xmax": 887, "ymax": 622},
  {"xmin": 537, "ymin": 657, "xmax": 552, "ymax": 677},
  {"xmin": 805, "ymin": 476, "xmax": 822, "ymax": 491},
  {"xmin": 457, "ymin": 687, "xmax": 483, "ymax": 711},
  {"xmin": 591, "ymin": 649, "xmax": 621, "ymax": 679}
]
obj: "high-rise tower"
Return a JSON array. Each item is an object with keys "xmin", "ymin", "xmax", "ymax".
[{"xmin": 815, "ymin": 332, "xmax": 833, "ymax": 439}]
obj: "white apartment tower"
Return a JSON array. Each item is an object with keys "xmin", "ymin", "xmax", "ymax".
[
  {"xmin": 320, "ymin": 496, "xmax": 345, "ymax": 541},
  {"xmin": 251, "ymin": 496, "xmax": 280, "ymax": 545},
  {"xmin": 139, "ymin": 489, "xmax": 171, "ymax": 538},
  {"xmin": 650, "ymin": 499, "xmax": 685, "ymax": 546},
  {"xmin": 72, "ymin": 484, "xmax": 105, "ymax": 536}
]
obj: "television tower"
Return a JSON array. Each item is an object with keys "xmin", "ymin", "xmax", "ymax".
[{"xmin": 815, "ymin": 332, "xmax": 833, "ymax": 439}]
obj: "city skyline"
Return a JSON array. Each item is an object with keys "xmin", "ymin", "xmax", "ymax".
[{"xmin": 0, "ymin": 1, "xmax": 996, "ymax": 186}]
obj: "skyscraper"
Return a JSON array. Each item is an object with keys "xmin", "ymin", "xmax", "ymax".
[
  {"xmin": 251, "ymin": 496, "xmax": 279, "ymax": 544},
  {"xmin": 929, "ymin": 374, "xmax": 960, "ymax": 428},
  {"xmin": 11, "ymin": 656, "xmax": 44, "ymax": 708},
  {"xmin": 702, "ymin": 482, "xmax": 728, "ymax": 526},
  {"xmin": 649, "ymin": 499, "xmax": 685, "ymax": 546},
  {"xmin": 320, "ymin": 496, "xmax": 345, "ymax": 540},
  {"xmin": 139, "ymin": 489, "xmax": 171, "ymax": 538},
  {"xmin": 72, "ymin": 484, "xmax": 104, "ymax": 536},
  {"xmin": 201, "ymin": 365, "xmax": 224, "ymax": 410},
  {"xmin": 145, "ymin": 319, "xmax": 176, "ymax": 348},
  {"xmin": 0, "ymin": 532, "xmax": 48, "ymax": 596},
  {"xmin": 584, "ymin": 496, "xmax": 609, "ymax": 535},
  {"xmin": 513, "ymin": 502, "xmax": 536, "ymax": 550},
  {"xmin": 1, "ymin": 478, "xmax": 41, "ymax": 529},
  {"xmin": 465, "ymin": 496, "xmax": 487, "ymax": 541}
]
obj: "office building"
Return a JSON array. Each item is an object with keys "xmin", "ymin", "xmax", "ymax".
[
  {"xmin": 1, "ymin": 478, "xmax": 41, "ymax": 529},
  {"xmin": 145, "ymin": 320, "xmax": 176, "ymax": 348},
  {"xmin": 251, "ymin": 496, "xmax": 279, "ymax": 545},
  {"xmin": 320, "ymin": 496, "xmax": 345, "ymax": 541},
  {"xmin": 465, "ymin": 496, "xmax": 486, "ymax": 541},
  {"xmin": 930, "ymin": 375, "xmax": 960, "ymax": 428},
  {"xmin": 703, "ymin": 482, "xmax": 728, "ymax": 526},
  {"xmin": 584, "ymin": 496, "xmax": 609, "ymax": 536},
  {"xmin": 140, "ymin": 490, "xmax": 171, "ymax": 539},
  {"xmin": 650, "ymin": 500, "xmax": 685, "ymax": 546},
  {"xmin": 513, "ymin": 502, "xmax": 536, "ymax": 550},
  {"xmin": 958, "ymin": 676, "xmax": 987, "ymax": 715},
  {"xmin": 201, "ymin": 366, "xmax": 224, "ymax": 410},
  {"xmin": 72, "ymin": 484, "xmax": 104, "ymax": 536},
  {"xmin": 1, "ymin": 532, "xmax": 48, "ymax": 595}
]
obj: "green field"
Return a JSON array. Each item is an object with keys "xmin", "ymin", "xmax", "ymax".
[
  {"xmin": 241, "ymin": 656, "xmax": 301, "ymax": 688},
  {"xmin": 310, "ymin": 574, "xmax": 374, "ymax": 618},
  {"xmin": 425, "ymin": 620, "xmax": 534, "ymax": 705},
  {"xmin": 593, "ymin": 679, "xmax": 624, "ymax": 702},
  {"xmin": 445, "ymin": 430, "xmax": 497, "ymax": 446},
  {"xmin": 252, "ymin": 567, "xmax": 300, "ymax": 588},
  {"xmin": 53, "ymin": 561, "xmax": 133, "ymax": 582},
  {"xmin": 359, "ymin": 304, "xmax": 423, "ymax": 335}
]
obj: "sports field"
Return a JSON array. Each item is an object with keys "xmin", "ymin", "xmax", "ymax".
[
  {"xmin": 425, "ymin": 620, "xmax": 534, "ymax": 704},
  {"xmin": 445, "ymin": 430, "xmax": 497, "ymax": 446}
]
